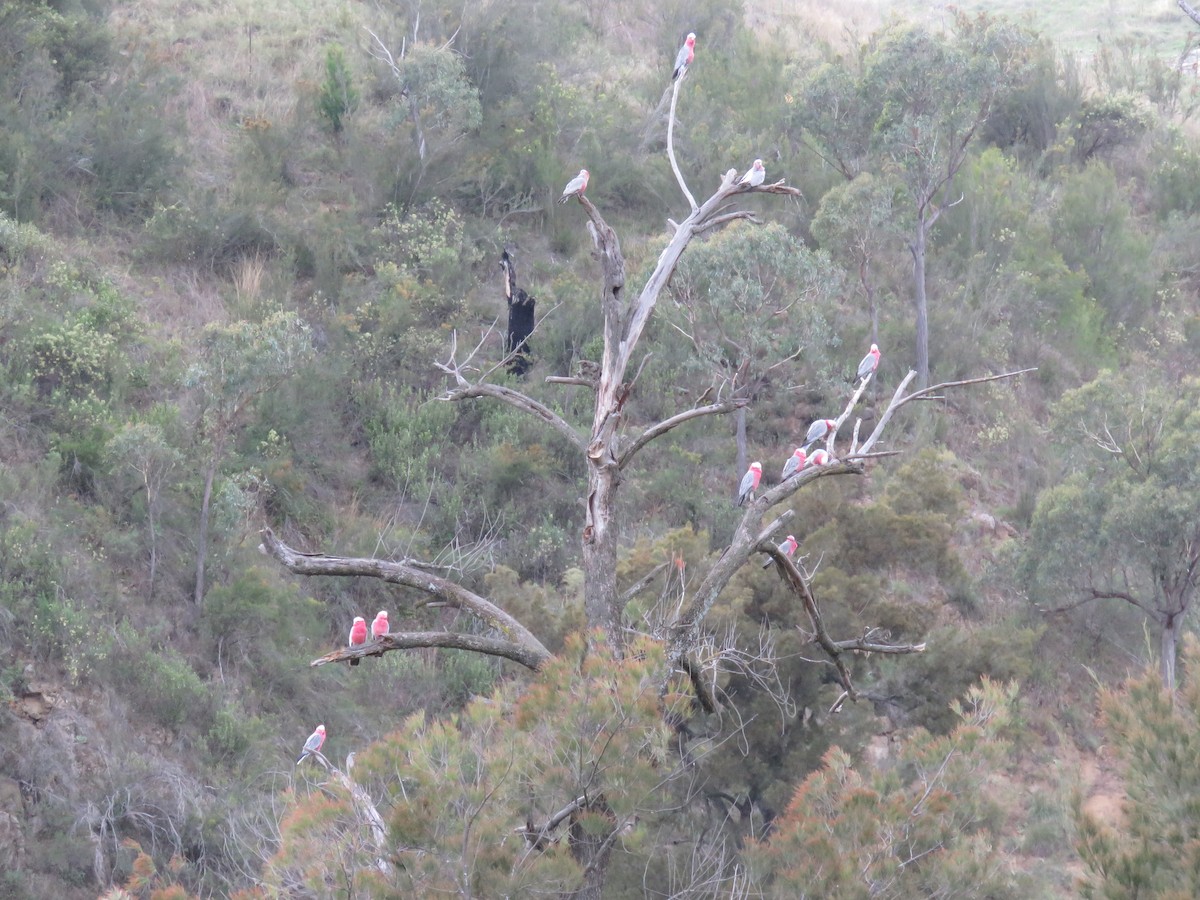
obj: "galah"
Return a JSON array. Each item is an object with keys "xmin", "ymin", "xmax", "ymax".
[
  {"xmin": 348, "ymin": 616, "xmax": 367, "ymax": 666},
  {"xmin": 738, "ymin": 159, "xmax": 765, "ymax": 187},
  {"xmin": 803, "ymin": 418, "xmax": 837, "ymax": 451},
  {"xmin": 780, "ymin": 448, "xmax": 806, "ymax": 481},
  {"xmin": 857, "ymin": 343, "xmax": 881, "ymax": 382},
  {"xmin": 558, "ymin": 169, "xmax": 589, "ymax": 204},
  {"xmin": 673, "ymin": 32, "xmax": 696, "ymax": 81},
  {"xmin": 762, "ymin": 534, "xmax": 799, "ymax": 568},
  {"xmin": 371, "ymin": 610, "xmax": 389, "ymax": 640},
  {"xmin": 296, "ymin": 724, "xmax": 326, "ymax": 765},
  {"xmin": 737, "ymin": 461, "xmax": 763, "ymax": 507},
  {"xmin": 806, "ymin": 449, "xmax": 831, "ymax": 468}
]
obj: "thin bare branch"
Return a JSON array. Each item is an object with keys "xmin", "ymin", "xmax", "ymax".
[
  {"xmin": 666, "ymin": 77, "xmax": 698, "ymax": 211},
  {"xmin": 1040, "ymin": 587, "xmax": 1157, "ymax": 618},
  {"xmin": 621, "ymin": 561, "xmax": 672, "ymax": 605},
  {"xmin": 439, "ymin": 376, "xmax": 587, "ymax": 455},
  {"xmin": 1181, "ymin": 0, "xmax": 1200, "ymax": 28},
  {"xmin": 694, "ymin": 211, "xmax": 759, "ymax": 234},
  {"xmin": 859, "ymin": 368, "xmax": 1034, "ymax": 455},
  {"xmin": 831, "ymin": 635, "xmax": 927, "ymax": 654},
  {"xmin": 619, "ymin": 398, "xmax": 748, "ymax": 469},
  {"xmin": 546, "ymin": 375, "xmax": 598, "ymax": 389}
]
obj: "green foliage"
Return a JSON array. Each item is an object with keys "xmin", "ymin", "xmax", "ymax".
[
  {"xmin": 317, "ymin": 44, "xmax": 358, "ymax": 134},
  {"xmin": 664, "ymin": 222, "xmax": 841, "ymax": 390},
  {"xmin": 270, "ymin": 632, "xmax": 682, "ymax": 896},
  {"xmin": 359, "ymin": 384, "xmax": 455, "ymax": 490},
  {"xmin": 1052, "ymin": 162, "xmax": 1154, "ymax": 327},
  {"xmin": 0, "ymin": 516, "xmax": 108, "ymax": 683},
  {"xmin": 747, "ymin": 677, "xmax": 1023, "ymax": 898},
  {"xmin": 112, "ymin": 631, "xmax": 212, "ymax": 731},
  {"xmin": 200, "ymin": 568, "xmax": 324, "ymax": 679},
  {"xmin": 1024, "ymin": 372, "xmax": 1200, "ymax": 685},
  {"xmin": 1077, "ymin": 636, "xmax": 1200, "ymax": 898}
]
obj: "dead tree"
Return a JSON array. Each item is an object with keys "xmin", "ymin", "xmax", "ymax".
[
  {"xmin": 500, "ymin": 249, "xmax": 535, "ymax": 376},
  {"xmin": 260, "ymin": 67, "xmax": 1032, "ymax": 895}
]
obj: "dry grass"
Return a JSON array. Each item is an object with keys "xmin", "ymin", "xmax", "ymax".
[{"xmin": 753, "ymin": 0, "xmax": 1191, "ymax": 59}]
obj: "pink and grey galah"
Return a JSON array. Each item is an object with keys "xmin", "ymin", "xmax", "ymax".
[
  {"xmin": 558, "ymin": 169, "xmax": 589, "ymax": 204},
  {"xmin": 296, "ymin": 724, "xmax": 325, "ymax": 764},
  {"xmin": 371, "ymin": 610, "xmax": 389, "ymax": 640},
  {"xmin": 762, "ymin": 534, "xmax": 799, "ymax": 568},
  {"xmin": 737, "ymin": 461, "xmax": 763, "ymax": 506},
  {"xmin": 738, "ymin": 159, "xmax": 766, "ymax": 187},
  {"xmin": 780, "ymin": 447, "xmax": 807, "ymax": 480},
  {"xmin": 806, "ymin": 449, "xmax": 831, "ymax": 468},
  {"xmin": 673, "ymin": 32, "xmax": 696, "ymax": 81},
  {"xmin": 857, "ymin": 343, "xmax": 881, "ymax": 382},
  {"xmin": 803, "ymin": 418, "xmax": 837, "ymax": 451},
  {"xmin": 348, "ymin": 616, "xmax": 367, "ymax": 666}
]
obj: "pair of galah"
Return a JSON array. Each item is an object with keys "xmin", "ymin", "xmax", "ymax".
[{"xmin": 347, "ymin": 610, "xmax": 389, "ymax": 666}]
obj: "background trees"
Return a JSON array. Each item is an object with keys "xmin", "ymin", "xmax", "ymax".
[{"xmin": 1023, "ymin": 373, "xmax": 1200, "ymax": 690}]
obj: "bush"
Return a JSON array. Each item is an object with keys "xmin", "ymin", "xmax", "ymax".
[{"xmin": 111, "ymin": 630, "xmax": 212, "ymax": 731}]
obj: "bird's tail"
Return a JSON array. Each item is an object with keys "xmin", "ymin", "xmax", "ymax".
[
  {"xmin": 557, "ymin": 195, "xmax": 571, "ymax": 204},
  {"xmin": 296, "ymin": 752, "xmax": 308, "ymax": 765}
]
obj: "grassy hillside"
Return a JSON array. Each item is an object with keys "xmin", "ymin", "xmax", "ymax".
[{"xmin": 1, "ymin": 0, "xmax": 1199, "ymax": 896}]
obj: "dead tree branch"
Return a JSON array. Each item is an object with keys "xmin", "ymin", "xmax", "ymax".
[
  {"xmin": 312, "ymin": 631, "xmax": 548, "ymax": 670},
  {"xmin": 260, "ymin": 528, "xmax": 552, "ymax": 669},
  {"xmin": 302, "ymin": 750, "xmax": 392, "ymax": 875},
  {"xmin": 437, "ymin": 332, "xmax": 587, "ymax": 455},
  {"xmin": 619, "ymin": 398, "xmax": 749, "ymax": 469},
  {"xmin": 1181, "ymin": 0, "xmax": 1200, "ymax": 27},
  {"xmin": 859, "ymin": 368, "xmax": 1035, "ymax": 455},
  {"xmin": 667, "ymin": 75, "xmax": 698, "ymax": 212}
]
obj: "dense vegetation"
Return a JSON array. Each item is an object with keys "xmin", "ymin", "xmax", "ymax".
[{"xmin": 2, "ymin": 0, "xmax": 1200, "ymax": 897}]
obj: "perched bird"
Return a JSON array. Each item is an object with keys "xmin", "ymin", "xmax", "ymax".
[
  {"xmin": 737, "ymin": 461, "xmax": 763, "ymax": 507},
  {"xmin": 296, "ymin": 724, "xmax": 326, "ymax": 765},
  {"xmin": 762, "ymin": 534, "xmax": 799, "ymax": 569},
  {"xmin": 558, "ymin": 169, "xmax": 589, "ymax": 204},
  {"xmin": 803, "ymin": 418, "xmax": 837, "ymax": 452},
  {"xmin": 738, "ymin": 159, "xmax": 766, "ymax": 187},
  {"xmin": 348, "ymin": 616, "xmax": 367, "ymax": 666},
  {"xmin": 371, "ymin": 610, "xmax": 389, "ymax": 641},
  {"xmin": 780, "ymin": 447, "xmax": 807, "ymax": 481},
  {"xmin": 673, "ymin": 32, "xmax": 696, "ymax": 81},
  {"xmin": 857, "ymin": 343, "xmax": 881, "ymax": 382},
  {"xmin": 806, "ymin": 449, "xmax": 831, "ymax": 468}
]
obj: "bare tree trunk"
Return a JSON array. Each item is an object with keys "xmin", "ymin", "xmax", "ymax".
[
  {"xmin": 583, "ymin": 462, "xmax": 623, "ymax": 646},
  {"xmin": 147, "ymin": 494, "xmax": 159, "ymax": 600},
  {"xmin": 735, "ymin": 406, "xmax": 747, "ymax": 481},
  {"xmin": 194, "ymin": 436, "xmax": 224, "ymax": 605},
  {"xmin": 910, "ymin": 221, "xmax": 930, "ymax": 388},
  {"xmin": 1161, "ymin": 612, "xmax": 1179, "ymax": 692}
]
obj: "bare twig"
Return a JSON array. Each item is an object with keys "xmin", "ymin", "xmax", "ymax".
[
  {"xmin": 619, "ymin": 398, "xmax": 748, "ymax": 469},
  {"xmin": 666, "ymin": 77, "xmax": 698, "ymax": 212}
]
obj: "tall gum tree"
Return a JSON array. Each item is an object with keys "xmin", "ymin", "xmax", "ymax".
[
  {"xmin": 795, "ymin": 14, "xmax": 1033, "ymax": 386},
  {"xmin": 1024, "ymin": 372, "xmax": 1200, "ymax": 691}
]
